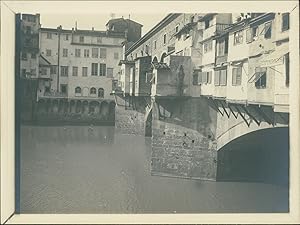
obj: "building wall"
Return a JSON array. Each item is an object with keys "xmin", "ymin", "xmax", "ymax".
[
  {"xmin": 40, "ymin": 29, "xmax": 125, "ymax": 100},
  {"xmin": 226, "ymin": 61, "xmax": 248, "ymax": 102},
  {"xmin": 127, "ymin": 14, "xmax": 196, "ymax": 62}
]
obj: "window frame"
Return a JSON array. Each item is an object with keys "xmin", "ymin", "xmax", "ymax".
[
  {"xmin": 91, "ymin": 63, "xmax": 98, "ymax": 76},
  {"xmin": 60, "ymin": 66, "xmax": 69, "ymax": 77},
  {"xmin": 282, "ymin": 13, "xmax": 290, "ymax": 32}
]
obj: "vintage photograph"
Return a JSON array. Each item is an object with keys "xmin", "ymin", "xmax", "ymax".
[{"xmin": 17, "ymin": 10, "xmax": 291, "ymax": 214}]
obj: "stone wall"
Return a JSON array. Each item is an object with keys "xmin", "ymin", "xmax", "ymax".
[
  {"xmin": 151, "ymin": 97, "xmax": 218, "ymax": 181},
  {"xmin": 24, "ymin": 98, "xmax": 115, "ymax": 125},
  {"xmin": 114, "ymin": 95, "xmax": 149, "ymax": 136}
]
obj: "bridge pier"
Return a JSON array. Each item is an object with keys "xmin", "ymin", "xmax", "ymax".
[{"xmin": 150, "ymin": 97, "xmax": 218, "ymax": 181}]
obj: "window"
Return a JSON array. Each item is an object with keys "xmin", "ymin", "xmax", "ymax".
[
  {"xmin": 99, "ymin": 63, "xmax": 106, "ymax": 76},
  {"xmin": 61, "ymin": 66, "xmax": 69, "ymax": 76},
  {"xmin": 31, "ymin": 53, "xmax": 36, "ymax": 59},
  {"xmin": 154, "ymin": 40, "xmax": 157, "ymax": 50},
  {"xmin": 97, "ymin": 37, "xmax": 102, "ymax": 43},
  {"xmin": 214, "ymin": 69, "xmax": 227, "ymax": 86},
  {"xmin": 254, "ymin": 67, "xmax": 267, "ymax": 88},
  {"xmin": 75, "ymin": 49, "xmax": 81, "ymax": 57},
  {"xmin": 50, "ymin": 66, "xmax": 57, "ymax": 74},
  {"xmin": 220, "ymin": 69, "xmax": 227, "ymax": 86},
  {"xmin": 107, "ymin": 68, "xmax": 114, "ymax": 78},
  {"xmin": 90, "ymin": 87, "xmax": 96, "ymax": 95},
  {"xmin": 232, "ymin": 67, "xmax": 242, "ymax": 86},
  {"xmin": 82, "ymin": 67, "xmax": 88, "ymax": 77},
  {"xmin": 282, "ymin": 13, "xmax": 290, "ymax": 32},
  {"xmin": 98, "ymin": 88, "xmax": 104, "ymax": 98},
  {"xmin": 65, "ymin": 34, "xmax": 69, "ymax": 40},
  {"xmin": 91, "ymin": 63, "xmax": 98, "ymax": 76},
  {"xmin": 41, "ymin": 68, "xmax": 47, "ymax": 76},
  {"xmin": 61, "ymin": 84, "xmax": 67, "ymax": 94},
  {"xmin": 100, "ymin": 48, "xmax": 107, "ymax": 58},
  {"xmin": 175, "ymin": 25, "xmax": 179, "ymax": 33},
  {"xmin": 285, "ymin": 53, "xmax": 289, "ymax": 87},
  {"xmin": 92, "ymin": 48, "xmax": 99, "ymax": 58},
  {"xmin": 234, "ymin": 30, "xmax": 243, "ymax": 45},
  {"xmin": 72, "ymin": 66, "xmax": 78, "ymax": 76},
  {"xmin": 84, "ymin": 49, "xmax": 89, "ymax": 58},
  {"xmin": 114, "ymin": 52, "xmax": 119, "ymax": 59},
  {"xmin": 163, "ymin": 34, "xmax": 167, "ymax": 45},
  {"xmin": 204, "ymin": 20, "xmax": 210, "ymax": 29},
  {"xmin": 21, "ymin": 52, "xmax": 27, "ymax": 60},
  {"xmin": 145, "ymin": 45, "xmax": 149, "ymax": 54},
  {"xmin": 47, "ymin": 33, "xmax": 52, "ymax": 39},
  {"xmin": 264, "ymin": 22, "xmax": 272, "ymax": 39},
  {"xmin": 46, "ymin": 49, "xmax": 51, "ymax": 56},
  {"xmin": 214, "ymin": 70, "xmax": 220, "ymax": 86},
  {"xmin": 75, "ymin": 87, "xmax": 81, "ymax": 94},
  {"xmin": 217, "ymin": 38, "xmax": 228, "ymax": 56},
  {"xmin": 204, "ymin": 40, "xmax": 212, "ymax": 53},
  {"xmin": 79, "ymin": 36, "xmax": 84, "ymax": 43},
  {"xmin": 62, "ymin": 48, "xmax": 68, "ymax": 57}
]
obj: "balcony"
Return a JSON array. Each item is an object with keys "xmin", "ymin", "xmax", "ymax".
[
  {"xmin": 215, "ymin": 54, "xmax": 228, "ymax": 65},
  {"xmin": 203, "ymin": 24, "xmax": 230, "ymax": 41}
]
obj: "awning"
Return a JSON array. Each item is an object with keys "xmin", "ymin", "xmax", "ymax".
[
  {"xmin": 248, "ymin": 72, "xmax": 265, "ymax": 83},
  {"xmin": 39, "ymin": 55, "xmax": 51, "ymax": 66},
  {"xmin": 260, "ymin": 44, "xmax": 289, "ymax": 67}
]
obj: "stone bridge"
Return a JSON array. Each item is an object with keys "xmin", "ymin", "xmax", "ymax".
[{"xmin": 115, "ymin": 94, "xmax": 289, "ymax": 183}]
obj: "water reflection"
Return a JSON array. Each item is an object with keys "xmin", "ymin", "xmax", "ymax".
[{"xmin": 20, "ymin": 125, "xmax": 288, "ymax": 213}]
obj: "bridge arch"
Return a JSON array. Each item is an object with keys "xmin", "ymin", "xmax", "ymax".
[{"xmin": 216, "ymin": 127, "xmax": 289, "ymax": 185}]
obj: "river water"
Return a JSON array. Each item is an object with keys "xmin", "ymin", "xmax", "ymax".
[{"xmin": 20, "ymin": 125, "xmax": 288, "ymax": 213}]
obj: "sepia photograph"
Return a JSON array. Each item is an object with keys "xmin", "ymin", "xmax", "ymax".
[{"xmin": 1, "ymin": 1, "xmax": 299, "ymax": 224}]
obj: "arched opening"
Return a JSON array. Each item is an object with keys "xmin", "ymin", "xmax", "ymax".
[
  {"xmin": 152, "ymin": 56, "xmax": 158, "ymax": 63},
  {"xmin": 75, "ymin": 87, "xmax": 82, "ymax": 96},
  {"xmin": 108, "ymin": 101, "xmax": 116, "ymax": 120},
  {"xmin": 58, "ymin": 100, "xmax": 64, "ymax": 114},
  {"xmin": 98, "ymin": 88, "xmax": 104, "ymax": 98},
  {"xmin": 160, "ymin": 52, "xmax": 167, "ymax": 63},
  {"xmin": 100, "ymin": 101, "xmax": 109, "ymax": 119},
  {"xmin": 90, "ymin": 87, "xmax": 96, "ymax": 95},
  {"xmin": 217, "ymin": 127, "xmax": 289, "ymax": 186},
  {"xmin": 83, "ymin": 101, "xmax": 89, "ymax": 115},
  {"xmin": 52, "ymin": 100, "xmax": 59, "ymax": 114},
  {"xmin": 70, "ymin": 100, "xmax": 76, "ymax": 113},
  {"xmin": 89, "ymin": 101, "xmax": 99, "ymax": 115},
  {"xmin": 75, "ymin": 100, "xmax": 82, "ymax": 113},
  {"xmin": 82, "ymin": 87, "xmax": 89, "ymax": 97},
  {"xmin": 63, "ymin": 100, "xmax": 69, "ymax": 113}
]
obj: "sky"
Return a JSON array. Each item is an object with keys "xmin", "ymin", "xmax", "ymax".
[{"xmin": 40, "ymin": 13, "xmax": 168, "ymax": 36}]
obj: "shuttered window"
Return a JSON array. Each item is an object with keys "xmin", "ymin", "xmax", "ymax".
[
  {"xmin": 232, "ymin": 67, "xmax": 242, "ymax": 86},
  {"xmin": 99, "ymin": 63, "xmax": 106, "ymax": 76},
  {"xmin": 91, "ymin": 63, "xmax": 98, "ymax": 76},
  {"xmin": 220, "ymin": 69, "xmax": 227, "ymax": 86},
  {"xmin": 214, "ymin": 70, "xmax": 220, "ymax": 86}
]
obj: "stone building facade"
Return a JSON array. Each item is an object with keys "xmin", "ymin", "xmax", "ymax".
[{"xmin": 38, "ymin": 17, "xmax": 142, "ymax": 101}]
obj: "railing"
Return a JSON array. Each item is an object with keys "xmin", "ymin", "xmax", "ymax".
[
  {"xmin": 215, "ymin": 54, "xmax": 228, "ymax": 65},
  {"xmin": 43, "ymin": 92, "xmax": 67, "ymax": 98}
]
